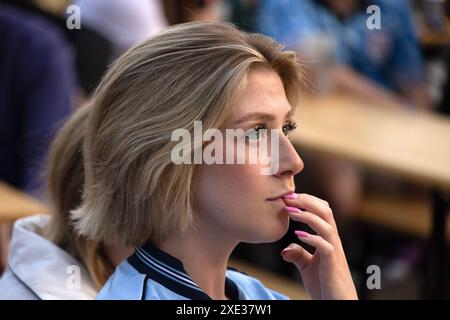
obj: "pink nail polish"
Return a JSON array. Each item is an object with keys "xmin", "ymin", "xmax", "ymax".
[
  {"xmin": 284, "ymin": 206, "xmax": 301, "ymax": 213},
  {"xmin": 281, "ymin": 248, "xmax": 292, "ymax": 255},
  {"xmin": 283, "ymin": 193, "xmax": 298, "ymax": 200},
  {"xmin": 294, "ymin": 230, "xmax": 310, "ymax": 238}
]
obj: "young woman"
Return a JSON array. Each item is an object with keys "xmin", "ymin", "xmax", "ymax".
[
  {"xmin": 72, "ymin": 21, "xmax": 358, "ymax": 300},
  {"xmin": 0, "ymin": 105, "xmax": 132, "ymax": 299}
]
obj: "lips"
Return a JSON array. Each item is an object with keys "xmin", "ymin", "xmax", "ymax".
[{"xmin": 267, "ymin": 191, "xmax": 295, "ymax": 201}]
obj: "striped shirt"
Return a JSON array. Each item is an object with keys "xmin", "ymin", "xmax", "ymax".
[{"xmin": 97, "ymin": 243, "xmax": 290, "ymax": 300}]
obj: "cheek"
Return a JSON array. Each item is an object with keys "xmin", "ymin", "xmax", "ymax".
[
  {"xmin": 193, "ymin": 163, "xmax": 289, "ymax": 241},
  {"xmin": 194, "ymin": 164, "xmax": 263, "ymax": 216}
]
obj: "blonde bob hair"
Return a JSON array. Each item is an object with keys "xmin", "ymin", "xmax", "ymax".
[
  {"xmin": 45, "ymin": 103, "xmax": 113, "ymax": 289},
  {"xmin": 72, "ymin": 21, "xmax": 304, "ymax": 247}
]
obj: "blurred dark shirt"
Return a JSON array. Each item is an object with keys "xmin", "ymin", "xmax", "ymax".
[{"xmin": 0, "ymin": 5, "xmax": 76, "ymax": 194}]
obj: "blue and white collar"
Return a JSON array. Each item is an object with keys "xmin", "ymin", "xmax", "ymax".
[{"xmin": 127, "ymin": 242, "xmax": 240, "ymax": 300}]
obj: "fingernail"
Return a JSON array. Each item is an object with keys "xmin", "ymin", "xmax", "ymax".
[
  {"xmin": 281, "ymin": 248, "xmax": 292, "ymax": 255},
  {"xmin": 283, "ymin": 193, "xmax": 298, "ymax": 200},
  {"xmin": 284, "ymin": 206, "xmax": 301, "ymax": 213},
  {"xmin": 294, "ymin": 230, "xmax": 310, "ymax": 238}
]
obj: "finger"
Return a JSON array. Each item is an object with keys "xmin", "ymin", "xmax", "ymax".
[
  {"xmin": 285, "ymin": 208, "xmax": 336, "ymax": 243},
  {"xmin": 281, "ymin": 243, "xmax": 313, "ymax": 272},
  {"xmin": 283, "ymin": 192, "xmax": 330, "ymax": 207},
  {"xmin": 284, "ymin": 193, "xmax": 334, "ymax": 221},
  {"xmin": 294, "ymin": 230, "xmax": 335, "ymax": 259},
  {"xmin": 283, "ymin": 193, "xmax": 335, "ymax": 226}
]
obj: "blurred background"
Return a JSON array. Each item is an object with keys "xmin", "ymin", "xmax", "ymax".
[{"xmin": 0, "ymin": 0, "xmax": 449, "ymax": 299}]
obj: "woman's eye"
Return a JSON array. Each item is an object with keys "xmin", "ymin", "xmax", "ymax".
[
  {"xmin": 282, "ymin": 121, "xmax": 297, "ymax": 137},
  {"xmin": 246, "ymin": 125, "xmax": 267, "ymax": 142}
]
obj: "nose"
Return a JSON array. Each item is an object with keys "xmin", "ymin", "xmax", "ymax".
[{"xmin": 276, "ymin": 134, "xmax": 304, "ymax": 177}]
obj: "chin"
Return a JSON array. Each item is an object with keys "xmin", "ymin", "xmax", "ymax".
[
  {"xmin": 249, "ymin": 215, "xmax": 290, "ymax": 244},
  {"xmin": 269, "ymin": 220, "xmax": 290, "ymax": 242}
]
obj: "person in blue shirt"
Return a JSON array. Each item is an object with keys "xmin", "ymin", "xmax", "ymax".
[
  {"xmin": 97, "ymin": 242, "xmax": 289, "ymax": 300},
  {"xmin": 257, "ymin": 0, "xmax": 430, "ymax": 110},
  {"xmin": 72, "ymin": 21, "xmax": 358, "ymax": 300}
]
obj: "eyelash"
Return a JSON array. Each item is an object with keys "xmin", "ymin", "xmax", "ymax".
[
  {"xmin": 246, "ymin": 120, "xmax": 298, "ymax": 141},
  {"xmin": 282, "ymin": 120, "xmax": 298, "ymax": 137}
]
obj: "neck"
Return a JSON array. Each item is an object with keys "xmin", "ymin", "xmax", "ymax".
[
  {"xmin": 103, "ymin": 244, "xmax": 134, "ymax": 267},
  {"xmin": 157, "ymin": 225, "xmax": 237, "ymax": 300}
]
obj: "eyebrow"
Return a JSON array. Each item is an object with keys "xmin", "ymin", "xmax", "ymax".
[{"xmin": 234, "ymin": 109, "xmax": 295, "ymax": 125}]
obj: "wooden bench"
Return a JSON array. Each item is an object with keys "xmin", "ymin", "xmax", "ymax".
[
  {"xmin": 0, "ymin": 182, "xmax": 49, "ymax": 222},
  {"xmin": 354, "ymin": 190, "xmax": 450, "ymax": 240}
]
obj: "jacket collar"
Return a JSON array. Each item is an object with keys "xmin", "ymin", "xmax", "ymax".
[
  {"xmin": 127, "ymin": 242, "xmax": 240, "ymax": 300},
  {"xmin": 8, "ymin": 215, "xmax": 97, "ymax": 299}
]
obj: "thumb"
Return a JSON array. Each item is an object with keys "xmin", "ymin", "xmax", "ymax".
[{"xmin": 281, "ymin": 243, "xmax": 313, "ymax": 272}]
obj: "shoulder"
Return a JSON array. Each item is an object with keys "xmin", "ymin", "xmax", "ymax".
[
  {"xmin": 6, "ymin": 215, "xmax": 97, "ymax": 300},
  {"xmin": 0, "ymin": 5, "xmax": 68, "ymax": 51},
  {"xmin": 226, "ymin": 269, "xmax": 289, "ymax": 300},
  {"xmin": 97, "ymin": 260, "xmax": 148, "ymax": 300},
  {"xmin": 97, "ymin": 260, "xmax": 191, "ymax": 300},
  {"xmin": 98, "ymin": 260, "xmax": 187, "ymax": 300}
]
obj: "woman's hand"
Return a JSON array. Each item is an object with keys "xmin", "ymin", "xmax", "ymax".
[{"xmin": 280, "ymin": 193, "xmax": 358, "ymax": 300}]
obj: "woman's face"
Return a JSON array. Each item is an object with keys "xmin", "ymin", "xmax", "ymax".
[{"xmin": 193, "ymin": 67, "xmax": 304, "ymax": 244}]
